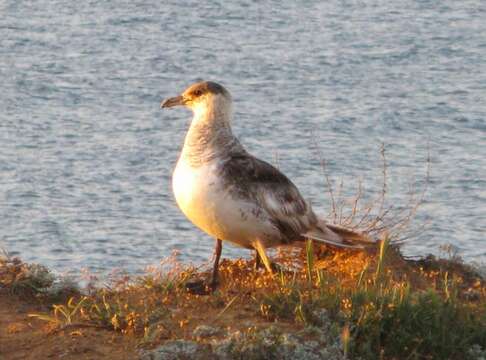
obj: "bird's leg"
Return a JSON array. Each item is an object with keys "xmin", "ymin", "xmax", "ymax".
[
  {"xmin": 209, "ymin": 238, "xmax": 223, "ymax": 289},
  {"xmin": 186, "ymin": 238, "xmax": 222, "ymax": 295},
  {"xmin": 252, "ymin": 240, "xmax": 274, "ymax": 274},
  {"xmin": 253, "ymin": 246, "xmax": 283, "ymax": 273},
  {"xmin": 254, "ymin": 250, "xmax": 262, "ymax": 270}
]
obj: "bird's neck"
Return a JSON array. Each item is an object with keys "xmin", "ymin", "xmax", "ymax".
[{"xmin": 181, "ymin": 104, "xmax": 239, "ymax": 166}]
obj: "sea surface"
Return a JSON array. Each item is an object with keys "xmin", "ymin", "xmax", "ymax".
[{"xmin": 1, "ymin": 0, "xmax": 485, "ymax": 275}]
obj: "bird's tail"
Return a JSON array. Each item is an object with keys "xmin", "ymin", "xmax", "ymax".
[{"xmin": 303, "ymin": 220, "xmax": 375, "ymax": 249}]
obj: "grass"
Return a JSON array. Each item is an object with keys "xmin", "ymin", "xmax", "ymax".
[
  {"xmin": 260, "ymin": 245, "xmax": 486, "ymax": 359},
  {"xmin": 4, "ymin": 243, "xmax": 484, "ymax": 359},
  {"xmin": 346, "ymin": 271, "xmax": 485, "ymax": 359},
  {"xmin": 0, "ymin": 251, "xmax": 55, "ymax": 296}
]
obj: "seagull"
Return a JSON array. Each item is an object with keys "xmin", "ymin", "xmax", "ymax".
[{"xmin": 161, "ymin": 81, "xmax": 371, "ymax": 292}]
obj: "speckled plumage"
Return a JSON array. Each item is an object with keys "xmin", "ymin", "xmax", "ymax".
[{"xmin": 161, "ymin": 81, "xmax": 369, "ymax": 288}]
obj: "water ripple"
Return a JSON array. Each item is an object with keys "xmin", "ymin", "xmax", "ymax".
[{"xmin": 1, "ymin": 0, "xmax": 485, "ymax": 275}]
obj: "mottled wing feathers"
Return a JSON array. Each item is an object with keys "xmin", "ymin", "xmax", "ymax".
[{"xmin": 219, "ymin": 152, "xmax": 316, "ymax": 243}]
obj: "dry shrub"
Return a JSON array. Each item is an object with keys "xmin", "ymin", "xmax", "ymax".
[{"xmin": 313, "ymin": 141, "xmax": 430, "ymax": 244}]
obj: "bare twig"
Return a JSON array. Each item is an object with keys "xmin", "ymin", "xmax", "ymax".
[
  {"xmin": 311, "ymin": 133, "xmax": 337, "ymax": 221},
  {"xmin": 315, "ymin": 140, "xmax": 431, "ymax": 244}
]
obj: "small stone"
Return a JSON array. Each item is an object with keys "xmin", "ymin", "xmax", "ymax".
[
  {"xmin": 468, "ymin": 344, "xmax": 486, "ymax": 360},
  {"xmin": 193, "ymin": 325, "xmax": 221, "ymax": 339},
  {"xmin": 464, "ymin": 288, "xmax": 481, "ymax": 301},
  {"xmin": 311, "ymin": 308, "xmax": 331, "ymax": 328},
  {"xmin": 141, "ymin": 340, "xmax": 213, "ymax": 360},
  {"xmin": 212, "ymin": 336, "xmax": 235, "ymax": 360},
  {"xmin": 292, "ymin": 340, "xmax": 326, "ymax": 360}
]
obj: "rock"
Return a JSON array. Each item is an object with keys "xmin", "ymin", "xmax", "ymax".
[
  {"xmin": 464, "ymin": 288, "xmax": 481, "ymax": 301},
  {"xmin": 311, "ymin": 308, "xmax": 331, "ymax": 328},
  {"xmin": 297, "ymin": 326, "xmax": 328, "ymax": 343},
  {"xmin": 211, "ymin": 326, "xmax": 345, "ymax": 360},
  {"xmin": 212, "ymin": 339, "xmax": 232, "ymax": 359},
  {"xmin": 142, "ymin": 325, "xmax": 346, "ymax": 360},
  {"xmin": 193, "ymin": 325, "xmax": 222, "ymax": 339},
  {"xmin": 141, "ymin": 340, "xmax": 213, "ymax": 360},
  {"xmin": 468, "ymin": 344, "xmax": 486, "ymax": 360}
]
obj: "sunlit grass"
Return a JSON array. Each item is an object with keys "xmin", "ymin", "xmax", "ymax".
[
  {"xmin": 3, "ymin": 240, "xmax": 486, "ymax": 359},
  {"xmin": 28, "ymin": 296, "xmax": 88, "ymax": 328}
]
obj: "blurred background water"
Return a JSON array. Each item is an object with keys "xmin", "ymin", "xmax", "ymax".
[{"xmin": 1, "ymin": 0, "xmax": 485, "ymax": 275}]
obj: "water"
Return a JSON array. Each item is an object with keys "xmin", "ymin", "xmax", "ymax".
[{"xmin": 1, "ymin": 0, "xmax": 485, "ymax": 275}]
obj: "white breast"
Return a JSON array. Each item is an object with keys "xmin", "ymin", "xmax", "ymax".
[{"xmin": 172, "ymin": 158, "xmax": 280, "ymax": 249}]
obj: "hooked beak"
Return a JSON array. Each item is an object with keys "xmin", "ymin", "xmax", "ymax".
[{"xmin": 160, "ymin": 95, "xmax": 185, "ymax": 109}]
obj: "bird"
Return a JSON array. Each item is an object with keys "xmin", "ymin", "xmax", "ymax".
[{"xmin": 161, "ymin": 81, "xmax": 372, "ymax": 293}]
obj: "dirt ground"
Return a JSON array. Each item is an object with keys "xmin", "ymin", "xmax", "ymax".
[{"xmin": 0, "ymin": 293, "xmax": 139, "ymax": 360}]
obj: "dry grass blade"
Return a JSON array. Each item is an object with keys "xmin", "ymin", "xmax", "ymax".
[
  {"xmin": 214, "ymin": 295, "xmax": 239, "ymax": 321},
  {"xmin": 29, "ymin": 296, "xmax": 88, "ymax": 327}
]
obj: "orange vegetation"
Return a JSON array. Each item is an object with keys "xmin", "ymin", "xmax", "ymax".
[{"xmin": 0, "ymin": 245, "xmax": 484, "ymax": 360}]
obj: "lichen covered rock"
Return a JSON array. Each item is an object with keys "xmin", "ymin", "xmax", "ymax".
[
  {"xmin": 193, "ymin": 325, "xmax": 222, "ymax": 339},
  {"xmin": 211, "ymin": 326, "xmax": 344, "ymax": 360},
  {"xmin": 142, "ymin": 325, "xmax": 345, "ymax": 360},
  {"xmin": 141, "ymin": 340, "xmax": 213, "ymax": 360}
]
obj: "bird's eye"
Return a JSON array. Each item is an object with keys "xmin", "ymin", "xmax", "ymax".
[{"xmin": 193, "ymin": 89, "xmax": 203, "ymax": 97}]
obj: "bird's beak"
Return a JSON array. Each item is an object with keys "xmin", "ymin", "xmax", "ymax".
[{"xmin": 160, "ymin": 95, "xmax": 185, "ymax": 109}]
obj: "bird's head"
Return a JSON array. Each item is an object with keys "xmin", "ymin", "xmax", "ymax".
[{"xmin": 161, "ymin": 81, "xmax": 232, "ymax": 121}]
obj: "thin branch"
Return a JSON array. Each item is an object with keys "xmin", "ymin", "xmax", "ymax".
[{"xmin": 311, "ymin": 133, "xmax": 337, "ymax": 220}]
